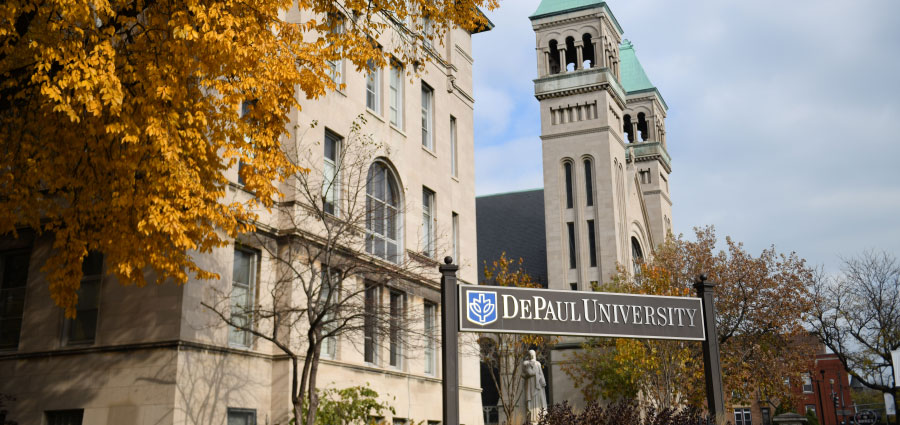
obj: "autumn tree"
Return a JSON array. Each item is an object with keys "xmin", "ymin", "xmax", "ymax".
[
  {"xmin": 202, "ymin": 118, "xmax": 436, "ymax": 425},
  {"xmin": 479, "ymin": 253, "xmax": 556, "ymax": 424},
  {"xmin": 0, "ymin": 0, "xmax": 497, "ymax": 315},
  {"xmin": 807, "ymin": 250, "xmax": 900, "ymax": 424},
  {"xmin": 564, "ymin": 226, "xmax": 816, "ymax": 411}
]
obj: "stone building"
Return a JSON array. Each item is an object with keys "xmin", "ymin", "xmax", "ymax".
[
  {"xmin": 0, "ymin": 8, "xmax": 490, "ymax": 425},
  {"xmin": 476, "ymin": 0, "xmax": 672, "ymax": 411}
]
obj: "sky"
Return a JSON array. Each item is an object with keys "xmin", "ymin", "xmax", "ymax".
[{"xmin": 471, "ymin": 0, "xmax": 900, "ymax": 271}]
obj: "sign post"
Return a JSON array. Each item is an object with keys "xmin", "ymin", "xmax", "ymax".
[
  {"xmin": 694, "ymin": 275, "xmax": 726, "ymax": 424},
  {"xmin": 439, "ymin": 257, "xmax": 460, "ymax": 425}
]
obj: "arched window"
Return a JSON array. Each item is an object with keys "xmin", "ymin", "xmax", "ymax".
[
  {"xmin": 582, "ymin": 33, "xmax": 595, "ymax": 68},
  {"xmin": 637, "ymin": 112, "xmax": 648, "ymax": 142},
  {"xmin": 583, "ymin": 159, "xmax": 594, "ymax": 206},
  {"xmin": 623, "ymin": 114, "xmax": 634, "ymax": 143},
  {"xmin": 631, "ymin": 237, "xmax": 644, "ymax": 275},
  {"xmin": 565, "ymin": 36, "xmax": 577, "ymax": 71},
  {"xmin": 548, "ymin": 40, "xmax": 561, "ymax": 75},
  {"xmin": 366, "ymin": 162, "xmax": 401, "ymax": 263},
  {"xmin": 564, "ymin": 161, "xmax": 574, "ymax": 209}
]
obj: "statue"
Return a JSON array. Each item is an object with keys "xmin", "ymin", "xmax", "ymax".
[{"xmin": 522, "ymin": 349, "xmax": 547, "ymax": 424}]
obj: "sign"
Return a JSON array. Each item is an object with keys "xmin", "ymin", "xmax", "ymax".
[
  {"xmin": 459, "ymin": 285, "xmax": 705, "ymax": 341},
  {"xmin": 886, "ymin": 393, "xmax": 896, "ymax": 416},
  {"xmin": 855, "ymin": 410, "xmax": 878, "ymax": 425},
  {"xmin": 893, "ymin": 349, "xmax": 900, "ymax": 387}
]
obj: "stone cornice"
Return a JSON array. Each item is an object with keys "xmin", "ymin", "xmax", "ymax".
[
  {"xmin": 540, "ymin": 126, "xmax": 610, "ymax": 141},
  {"xmin": 642, "ymin": 189, "xmax": 673, "ymax": 206}
]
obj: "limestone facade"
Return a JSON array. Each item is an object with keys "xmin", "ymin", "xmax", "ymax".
[{"xmin": 0, "ymin": 9, "xmax": 487, "ymax": 425}]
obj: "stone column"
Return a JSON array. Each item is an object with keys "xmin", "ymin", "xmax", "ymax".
[
  {"xmin": 575, "ymin": 43, "xmax": 584, "ymax": 70},
  {"xmin": 558, "ymin": 48, "xmax": 566, "ymax": 73},
  {"xmin": 599, "ymin": 38, "xmax": 608, "ymax": 68},
  {"xmin": 591, "ymin": 42, "xmax": 599, "ymax": 68},
  {"xmin": 631, "ymin": 121, "xmax": 639, "ymax": 143},
  {"xmin": 542, "ymin": 50, "xmax": 550, "ymax": 77}
]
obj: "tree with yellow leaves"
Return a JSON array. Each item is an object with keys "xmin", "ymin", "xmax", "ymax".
[
  {"xmin": 0, "ymin": 0, "xmax": 497, "ymax": 316},
  {"xmin": 564, "ymin": 226, "xmax": 816, "ymax": 412}
]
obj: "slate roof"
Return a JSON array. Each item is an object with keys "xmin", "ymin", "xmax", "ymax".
[
  {"xmin": 619, "ymin": 39, "xmax": 655, "ymax": 93},
  {"xmin": 530, "ymin": 0, "xmax": 604, "ymax": 19},
  {"xmin": 475, "ymin": 189, "xmax": 548, "ymax": 287}
]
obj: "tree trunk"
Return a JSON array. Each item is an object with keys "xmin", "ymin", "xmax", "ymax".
[
  {"xmin": 297, "ymin": 348, "xmax": 313, "ymax": 425},
  {"xmin": 304, "ymin": 342, "xmax": 321, "ymax": 425},
  {"xmin": 291, "ymin": 356, "xmax": 302, "ymax": 425}
]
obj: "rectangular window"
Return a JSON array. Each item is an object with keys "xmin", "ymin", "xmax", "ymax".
[
  {"xmin": 0, "ymin": 250, "xmax": 30, "ymax": 350},
  {"xmin": 230, "ymin": 248, "xmax": 257, "ymax": 348},
  {"xmin": 324, "ymin": 130, "xmax": 341, "ymax": 216},
  {"xmin": 424, "ymin": 302, "xmax": 436, "ymax": 375},
  {"xmin": 587, "ymin": 220, "xmax": 597, "ymax": 267},
  {"xmin": 63, "ymin": 251, "xmax": 103, "ymax": 345},
  {"xmin": 761, "ymin": 407, "xmax": 771, "ymax": 425},
  {"xmin": 319, "ymin": 268, "xmax": 338, "ymax": 359},
  {"xmin": 393, "ymin": 418, "xmax": 408, "ymax": 425},
  {"xmin": 227, "ymin": 408, "xmax": 257, "ymax": 425},
  {"xmin": 237, "ymin": 100, "xmax": 256, "ymax": 185},
  {"xmin": 804, "ymin": 405, "xmax": 816, "ymax": 415},
  {"xmin": 564, "ymin": 162, "xmax": 574, "ymax": 209},
  {"xmin": 570, "ymin": 283, "xmax": 577, "ymax": 291},
  {"xmin": 326, "ymin": 18, "xmax": 344, "ymax": 86},
  {"xmin": 422, "ymin": 188, "xmax": 435, "ymax": 257},
  {"xmin": 802, "ymin": 373, "xmax": 813, "ymax": 393},
  {"xmin": 450, "ymin": 116, "xmax": 458, "ymax": 177},
  {"xmin": 45, "ymin": 409, "xmax": 84, "ymax": 425},
  {"xmin": 389, "ymin": 291, "xmax": 404, "ymax": 368},
  {"xmin": 734, "ymin": 408, "xmax": 752, "ymax": 425},
  {"xmin": 584, "ymin": 160, "xmax": 594, "ymax": 206},
  {"xmin": 451, "ymin": 212, "xmax": 459, "ymax": 264},
  {"xmin": 366, "ymin": 60, "xmax": 382, "ymax": 114},
  {"xmin": 389, "ymin": 62, "xmax": 403, "ymax": 128},
  {"xmin": 364, "ymin": 282, "xmax": 378, "ymax": 364},
  {"xmin": 421, "ymin": 84, "xmax": 434, "ymax": 150},
  {"xmin": 567, "ymin": 222, "xmax": 577, "ymax": 269}
]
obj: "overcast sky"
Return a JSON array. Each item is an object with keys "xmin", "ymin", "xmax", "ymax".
[{"xmin": 471, "ymin": 0, "xmax": 900, "ymax": 271}]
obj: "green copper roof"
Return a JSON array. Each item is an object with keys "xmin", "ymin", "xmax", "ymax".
[
  {"xmin": 619, "ymin": 39, "xmax": 655, "ymax": 92},
  {"xmin": 530, "ymin": 0, "xmax": 604, "ymax": 19}
]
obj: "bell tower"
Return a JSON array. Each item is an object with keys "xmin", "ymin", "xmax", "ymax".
[{"xmin": 531, "ymin": 0, "xmax": 630, "ymax": 292}]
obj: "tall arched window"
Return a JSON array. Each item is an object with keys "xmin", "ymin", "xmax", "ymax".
[
  {"xmin": 366, "ymin": 162, "xmax": 401, "ymax": 263},
  {"xmin": 564, "ymin": 161, "xmax": 574, "ymax": 209},
  {"xmin": 631, "ymin": 237, "xmax": 644, "ymax": 276},
  {"xmin": 582, "ymin": 33, "xmax": 595, "ymax": 68},
  {"xmin": 583, "ymin": 159, "xmax": 594, "ymax": 207},
  {"xmin": 548, "ymin": 40, "xmax": 561, "ymax": 74}
]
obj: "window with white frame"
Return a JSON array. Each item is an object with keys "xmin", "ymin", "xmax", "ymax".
[
  {"xmin": 227, "ymin": 408, "xmax": 257, "ymax": 425},
  {"xmin": 421, "ymin": 83, "xmax": 434, "ymax": 150},
  {"xmin": 802, "ymin": 373, "xmax": 813, "ymax": 393},
  {"xmin": 450, "ymin": 116, "xmax": 458, "ymax": 177},
  {"xmin": 366, "ymin": 60, "xmax": 382, "ymax": 114},
  {"xmin": 0, "ymin": 249, "xmax": 30, "ymax": 350},
  {"xmin": 63, "ymin": 251, "xmax": 103, "ymax": 345},
  {"xmin": 364, "ymin": 282, "xmax": 379, "ymax": 364},
  {"xmin": 422, "ymin": 187, "xmax": 435, "ymax": 257},
  {"xmin": 323, "ymin": 130, "xmax": 341, "ymax": 216},
  {"xmin": 326, "ymin": 17, "xmax": 344, "ymax": 87},
  {"xmin": 366, "ymin": 162, "xmax": 401, "ymax": 263},
  {"xmin": 424, "ymin": 302, "xmax": 436, "ymax": 375},
  {"xmin": 389, "ymin": 290, "xmax": 404, "ymax": 368},
  {"xmin": 230, "ymin": 248, "xmax": 257, "ymax": 348},
  {"xmin": 734, "ymin": 408, "xmax": 752, "ymax": 425},
  {"xmin": 319, "ymin": 267, "xmax": 338, "ymax": 359},
  {"xmin": 389, "ymin": 62, "xmax": 403, "ymax": 128},
  {"xmin": 237, "ymin": 100, "xmax": 256, "ymax": 186}
]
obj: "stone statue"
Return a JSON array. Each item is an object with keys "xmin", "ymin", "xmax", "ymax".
[{"xmin": 522, "ymin": 349, "xmax": 547, "ymax": 423}]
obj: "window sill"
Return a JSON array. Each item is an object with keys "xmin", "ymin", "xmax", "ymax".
[
  {"xmin": 366, "ymin": 108, "xmax": 385, "ymax": 123},
  {"xmin": 408, "ymin": 250, "xmax": 439, "ymax": 266},
  {"xmin": 451, "ymin": 175, "xmax": 459, "ymax": 183},
  {"xmin": 421, "ymin": 145, "xmax": 437, "ymax": 158},
  {"xmin": 390, "ymin": 123, "xmax": 406, "ymax": 137}
]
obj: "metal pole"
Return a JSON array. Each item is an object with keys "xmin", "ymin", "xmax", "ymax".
[
  {"xmin": 440, "ymin": 256, "xmax": 460, "ymax": 425},
  {"xmin": 831, "ymin": 380, "xmax": 840, "ymax": 425},
  {"xmin": 694, "ymin": 275, "xmax": 726, "ymax": 424},
  {"xmin": 816, "ymin": 371, "xmax": 826, "ymax": 425}
]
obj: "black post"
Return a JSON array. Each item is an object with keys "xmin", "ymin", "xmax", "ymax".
[
  {"xmin": 440, "ymin": 257, "xmax": 459, "ymax": 425},
  {"xmin": 815, "ymin": 371, "xmax": 826, "ymax": 425},
  {"xmin": 694, "ymin": 275, "xmax": 726, "ymax": 424}
]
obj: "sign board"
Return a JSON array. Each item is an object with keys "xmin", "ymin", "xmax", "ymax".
[
  {"xmin": 855, "ymin": 410, "xmax": 878, "ymax": 425},
  {"xmin": 886, "ymin": 393, "xmax": 896, "ymax": 416},
  {"xmin": 459, "ymin": 285, "xmax": 705, "ymax": 341}
]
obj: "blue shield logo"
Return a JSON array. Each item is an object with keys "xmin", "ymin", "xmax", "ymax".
[{"xmin": 467, "ymin": 291, "xmax": 498, "ymax": 326}]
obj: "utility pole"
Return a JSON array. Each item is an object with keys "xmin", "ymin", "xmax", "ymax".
[{"xmin": 439, "ymin": 257, "xmax": 459, "ymax": 425}]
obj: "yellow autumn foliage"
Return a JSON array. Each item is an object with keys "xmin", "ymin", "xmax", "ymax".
[{"xmin": 0, "ymin": 0, "xmax": 497, "ymax": 316}]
